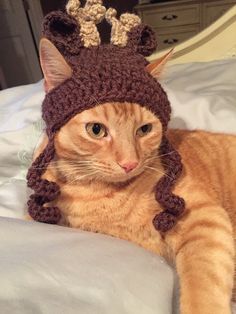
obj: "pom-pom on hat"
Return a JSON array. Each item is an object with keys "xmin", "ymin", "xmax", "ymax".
[{"xmin": 27, "ymin": 0, "xmax": 185, "ymax": 233}]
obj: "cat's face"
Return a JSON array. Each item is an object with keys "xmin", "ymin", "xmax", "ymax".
[
  {"xmin": 54, "ymin": 101, "xmax": 162, "ymax": 183},
  {"xmin": 39, "ymin": 38, "xmax": 172, "ymax": 184}
]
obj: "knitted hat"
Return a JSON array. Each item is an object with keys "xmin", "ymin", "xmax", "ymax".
[{"xmin": 27, "ymin": 0, "xmax": 185, "ymax": 233}]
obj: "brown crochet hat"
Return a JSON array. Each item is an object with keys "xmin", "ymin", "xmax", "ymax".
[{"xmin": 27, "ymin": 0, "xmax": 185, "ymax": 232}]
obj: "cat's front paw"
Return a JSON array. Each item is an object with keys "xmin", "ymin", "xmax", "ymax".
[{"xmin": 24, "ymin": 213, "xmax": 33, "ymax": 221}]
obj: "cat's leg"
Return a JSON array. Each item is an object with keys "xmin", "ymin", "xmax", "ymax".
[
  {"xmin": 24, "ymin": 214, "xmax": 33, "ymax": 221},
  {"xmin": 167, "ymin": 205, "xmax": 234, "ymax": 314}
]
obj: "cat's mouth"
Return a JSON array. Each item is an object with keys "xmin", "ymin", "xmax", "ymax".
[{"xmin": 103, "ymin": 167, "xmax": 145, "ymax": 183}]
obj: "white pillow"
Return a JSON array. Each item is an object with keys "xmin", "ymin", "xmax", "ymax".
[{"xmin": 0, "ymin": 217, "xmax": 174, "ymax": 314}]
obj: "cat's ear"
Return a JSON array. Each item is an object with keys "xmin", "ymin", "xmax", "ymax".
[
  {"xmin": 146, "ymin": 49, "xmax": 173, "ymax": 79},
  {"xmin": 39, "ymin": 38, "xmax": 72, "ymax": 92}
]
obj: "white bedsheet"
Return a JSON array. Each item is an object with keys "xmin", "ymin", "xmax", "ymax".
[
  {"xmin": 162, "ymin": 59, "xmax": 236, "ymax": 132},
  {"xmin": 0, "ymin": 58, "xmax": 236, "ymax": 314}
]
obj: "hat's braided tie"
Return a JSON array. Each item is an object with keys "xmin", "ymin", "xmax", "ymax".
[{"xmin": 27, "ymin": 136, "xmax": 61, "ymax": 224}]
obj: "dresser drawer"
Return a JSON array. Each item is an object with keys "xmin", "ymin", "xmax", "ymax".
[
  {"xmin": 142, "ymin": 4, "xmax": 200, "ymax": 28},
  {"xmin": 156, "ymin": 25, "xmax": 200, "ymax": 51},
  {"xmin": 202, "ymin": 1, "xmax": 235, "ymax": 27}
]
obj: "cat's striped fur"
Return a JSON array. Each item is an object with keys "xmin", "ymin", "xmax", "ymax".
[{"xmin": 34, "ymin": 102, "xmax": 236, "ymax": 314}]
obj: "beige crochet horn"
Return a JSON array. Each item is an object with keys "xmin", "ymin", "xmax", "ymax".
[
  {"xmin": 105, "ymin": 8, "xmax": 141, "ymax": 47},
  {"xmin": 66, "ymin": 0, "xmax": 106, "ymax": 47}
]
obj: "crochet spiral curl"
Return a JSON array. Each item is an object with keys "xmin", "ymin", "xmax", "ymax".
[
  {"xmin": 153, "ymin": 136, "xmax": 185, "ymax": 232},
  {"xmin": 27, "ymin": 137, "xmax": 61, "ymax": 223}
]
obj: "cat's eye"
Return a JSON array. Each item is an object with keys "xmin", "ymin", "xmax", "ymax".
[
  {"xmin": 136, "ymin": 124, "xmax": 152, "ymax": 137},
  {"xmin": 86, "ymin": 123, "xmax": 107, "ymax": 139}
]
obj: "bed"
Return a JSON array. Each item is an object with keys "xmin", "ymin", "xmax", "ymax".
[{"xmin": 0, "ymin": 6, "xmax": 236, "ymax": 314}]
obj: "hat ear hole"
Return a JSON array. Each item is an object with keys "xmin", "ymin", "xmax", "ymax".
[
  {"xmin": 42, "ymin": 11, "xmax": 83, "ymax": 57},
  {"xmin": 50, "ymin": 18, "xmax": 77, "ymax": 37},
  {"xmin": 128, "ymin": 25, "xmax": 157, "ymax": 57},
  {"xmin": 136, "ymin": 25, "xmax": 157, "ymax": 56},
  {"xmin": 139, "ymin": 27, "xmax": 153, "ymax": 46}
]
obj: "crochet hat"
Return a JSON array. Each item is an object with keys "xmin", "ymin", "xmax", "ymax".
[{"xmin": 27, "ymin": 0, "xmax": 185, "ymax": 232}]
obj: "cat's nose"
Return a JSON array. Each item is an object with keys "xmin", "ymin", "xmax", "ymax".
[{"xmin": 119, "ymin": 162, "xmax": 138, "ymax": 173}]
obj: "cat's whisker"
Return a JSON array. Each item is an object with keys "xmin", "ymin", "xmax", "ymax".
[
  {"xmin": 157, "ymin": 151, "xmax": 175, "ymax": 158},
  {"xmin": 53, "ymin": 164, "xmax": 92, "ymax": 170},
  {"xmin": 30, "ymin": 157, "xmax": 113, "ymax": 174},
  {"xmin": 145, "ymin": 151, "xmax": 175, "ymax": 163},
  {"xmin": 93, "ymin": 165, "xmax": 111, "ymax": 173},
  {"xmin": 143, "ymin": 157, "xmax": 172, "ymax": 171},
  {"xmin": 144, "ymin": 165, "xmax": 174, "ymax": 180},
  {"xmin": 58, "ymin": 160, "xmax": 104, "ymax": 169},
  {"xmin": 145, "ymin": 167, "xmax": 167, "ymax": 179},
  {"xmin": 33, "ymin": 162, "xmax": 104, "ymax": 178},
  {"xmin": 31, "ymin": 159, "xmax": 93, "ymax": 166},
  {"xmin": 29, "ymin": 165, "xmax": 90, "ymax": 172},
  {"xmin": 31, "ymin": 160, "xmax": 94, "ymax": 168},
  {"xmin": 67, "ymin": 171, "xmax": 100, "ymax": 184},
  {"xmin": 60, "ymin": 166, "xmax": 99, "ymax": 176},
  {"xmin": 62, "ymin": 168, "xmax": 100, "ymax": 177},
  {"xmin": 55, "ymin": 162, "xmax": 93, "ymax": 168}
]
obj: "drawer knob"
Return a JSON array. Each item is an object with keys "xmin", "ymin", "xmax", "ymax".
[
  {"xmin": 162, "ymin": 14, "xmax": 178, "ymax": 21},
  {"xmin": 163, "ymin": 38, "xmax": 179, "ymax": 44}
]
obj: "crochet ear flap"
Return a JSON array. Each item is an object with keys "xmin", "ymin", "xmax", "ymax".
[
  {"xmin": 40, "ymin": 38, "xmax": 72, "ymax": 92},
  {"xmin": 42, "ymin": 11, "xmax": 83, "ymax": 57},
  {"xmin": 127, "ymin": 24, "xmax": 157, "ymax": 57},
  {"xmin": 146, "ymin": 49, "xmax": 174, "ymax": 78}
]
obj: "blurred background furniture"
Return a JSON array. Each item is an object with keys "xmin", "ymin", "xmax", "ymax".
[
  {"xmin": 0, "ymin": 0, "xmax": 43, "ymax": 89},
  {"xmin": 0, "ymin": 66, "xmax": 7, "ymax": 90},
  {"xmin": 148, "ymin": 5, "xmax": 236, "ymax": 64},
  {"xmin": 135, "ymin": 0, "xmax": 236, "ymax": 51}
]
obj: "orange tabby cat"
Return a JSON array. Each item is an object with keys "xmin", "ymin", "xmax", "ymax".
[{"xmin": 32, "ymin": 39, "xmax": 236, "ymax": 314}]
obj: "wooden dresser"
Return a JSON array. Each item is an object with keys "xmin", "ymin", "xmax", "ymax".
[{"xmin": 135, "ymin": 0, "xmax": 236, "ymax": 50}]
